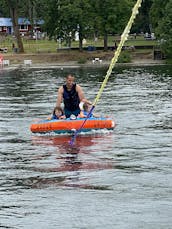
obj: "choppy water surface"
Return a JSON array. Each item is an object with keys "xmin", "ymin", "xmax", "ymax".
[{"xmin": 0, "ymin": 65, "xmax": 172, "ymax": 228}]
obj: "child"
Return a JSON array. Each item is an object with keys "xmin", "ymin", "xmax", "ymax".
[
  {"xmin": 78, "ymin": 102, "xmax": 99, "ymax": 118},
  {"xmin": 48, "ymin": 106, "xmax": 66, "ymax": 120}
]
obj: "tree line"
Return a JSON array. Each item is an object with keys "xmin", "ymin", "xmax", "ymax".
[{"xmin": 0, "ymin": 0, "xmax": 171, "ymax": 57}]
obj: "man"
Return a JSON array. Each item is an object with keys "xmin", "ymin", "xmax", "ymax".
[{"xmin": 56, "ymin": 74, "xmax": 91, "ymax": 118}]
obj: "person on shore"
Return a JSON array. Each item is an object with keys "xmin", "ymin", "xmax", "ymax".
[
  {"xmin": 56, "ymin": 74, "xmax": 92, "ymax": 118},
  {"xmin": 12, "ymin": 43, "xmax": 15, "ymax": 52},
  {"xmin": 47, "ymin": 106, "xmax": 66, "ymax": 120}
]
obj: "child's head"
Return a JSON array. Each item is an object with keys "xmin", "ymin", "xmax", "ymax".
[{"xmin": 53, "ymin": 106, "xmax": 63, "ymax": 117}]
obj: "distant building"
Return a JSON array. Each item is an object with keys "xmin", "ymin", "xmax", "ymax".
[{"xmin": 0, "ymin": 17, "xmax": 44, "ymax": 35}]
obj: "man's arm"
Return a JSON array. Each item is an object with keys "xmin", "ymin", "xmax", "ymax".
[
  {"xmin": 56, "ymin": 86, "xmax": 63, "ymax": 107},
  {"xmin": 76, "ymin": 84, "xmax": 85, "ymax": 101},
  {"xmin": 76, "ymin": 85, "xmax": 92, "ymax": 105}
]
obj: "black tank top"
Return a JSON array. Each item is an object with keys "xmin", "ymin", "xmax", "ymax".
[{"xmin": 63, "ymin": 84, "xmax": 80, "ymax": 111}]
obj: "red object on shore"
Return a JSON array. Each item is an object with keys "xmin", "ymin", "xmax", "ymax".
[{"xmin": 0, "ymin": 54, "xmax": 3, "ymax": 65}]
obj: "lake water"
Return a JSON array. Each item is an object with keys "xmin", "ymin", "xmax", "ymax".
[{"xmin": 0, "ymin": 65, "xmax": 172, "ymax": 228}]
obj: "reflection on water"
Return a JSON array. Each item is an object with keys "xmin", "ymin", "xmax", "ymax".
[
  {"xmin": 0, "ymin": 65, "xmax": 172, "ymax": 228},
  {"xmin": 29, "ymin": 134, "xmax": 114, "ymax": 190}
]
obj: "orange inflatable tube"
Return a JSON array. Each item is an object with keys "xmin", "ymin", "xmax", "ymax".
[{"xmin": 30, "ymin": 117, "xmax": 115, "ymax": 134}]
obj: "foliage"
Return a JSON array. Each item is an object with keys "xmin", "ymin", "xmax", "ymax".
[
  {"xmin": 149, "ymin": 0, "xmax": 168, "ymax": 32},
  {"xmin": 44, "ymin": 0, "xmax": 94, "ymax": 50},
  {"xmin": 117, "ymin": 51, "xmax": 131, "ymax": 63},
  {"xmin": 150, "ymin": 0, "xmax": 172, "ymax": 57},
  {"xmin": 91, "ymin": 0, "xmax": 134, "ymax": 50},
  {"xmin": 6, "ymin": 0, "xmax": 24, "ymax": 53},
  {"xmin": 0, "ymin": 0, "xmax": 9, "ymax": 16},
  {"xmin": 131, "ymin": 0, "xmax": 153, "ymax": 34},
  {"xmin": 1, "ymin": 0, "xmax": 47, "ymax": 53},
  {"xmin": 44, "ymin": 0, "xmax": 135, "ymax": 51},
  {"xmin": 77, "ymin": 57, "xmax": 87, "ymax": 64},
  {"xmin": 1, "ymin": 0, "xmax": 172, "ymax": 56}
]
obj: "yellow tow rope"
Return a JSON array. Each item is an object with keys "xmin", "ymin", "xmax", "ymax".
[
  {"xmin": 93, "ymin": 0, "xmax": 142, "ymax": 106},
  {"xmin": 70, "ymin": 0, "xmax": 142, "ymax": 145}
]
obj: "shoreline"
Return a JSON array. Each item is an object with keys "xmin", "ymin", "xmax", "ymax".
[
  {"xmin": 0, "ymin": 51, "xmax": 166, "ymax": 70},
  {"xmin": 1, "ymin": 59, "xmax": 165, "ymax": 70}
]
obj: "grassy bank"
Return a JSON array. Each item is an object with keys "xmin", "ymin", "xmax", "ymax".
[
  {"xmin": 1, "ymin": 34, "xmax": 157, "ymax": 54},
  {"xmin": 0, "ymin": 34, "xmax": 162, "ymax": 65},
  {"xmin": 2, "ymin": 48, "xmax": 157, "ymax": 65}
]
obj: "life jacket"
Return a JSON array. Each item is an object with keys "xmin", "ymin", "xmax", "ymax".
[
  {"xmin": 52, "ymin": 114, "xmax": 59, "ymax": 119},
  {"xmin": 78, "ymin": 110, "xmax": 93, "ymax": 118},
  {"xmin": 83, "ymin": 111, "xmax": 89, "ymax": 116},
  {"xmin": 63, "ymin": 84, "xmax": 80, "ymax": 111}
]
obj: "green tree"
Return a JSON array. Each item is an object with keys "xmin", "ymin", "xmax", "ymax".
[
  {"xmin": 92, "ymin": 0, "xmax": 134, "ymax": 50},
  {"xmin": 150, "ymin": 0, "xmax": 172, "ymax": 57},
  {"xmin": 2, "ymin": 0, "xmax": 46, "ymax": 53},
  {"xmin": 149, "ymin": 0, "xmax": 168, "ymax": 31},
  {"xmin": 20, "ymin": 0, "xmax": 46, "ymax": 37},
  {"xmin": 44, "ymin": 0, "xmax": 93, "ymax": 50},
  {"xmin": 132, "ymin": 0, "xmax": 153, "ymax": 34},
  {"xmin": 6, "ymin": 0, "xmax": 24, "ymax": 53},
  {"xmin": 73, "ymin": 0, "xmax": 94, "ymax": 50},
  {"xmin": 0, "ymin": 1, "xmax": 9, "ymax": 16}
]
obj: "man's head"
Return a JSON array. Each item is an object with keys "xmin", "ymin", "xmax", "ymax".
[{"xmin": 66, "ymin": 74, "xmax": 75, "ymax": 89}]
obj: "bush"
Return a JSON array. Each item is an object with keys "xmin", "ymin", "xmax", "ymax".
[
  {"xmin": 117, "ymin": 51, "xmax": 131, "ymax": 63},
  {"xmin": 77, "ymin": 57, "xmax": 87, "ymax": 64}
]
